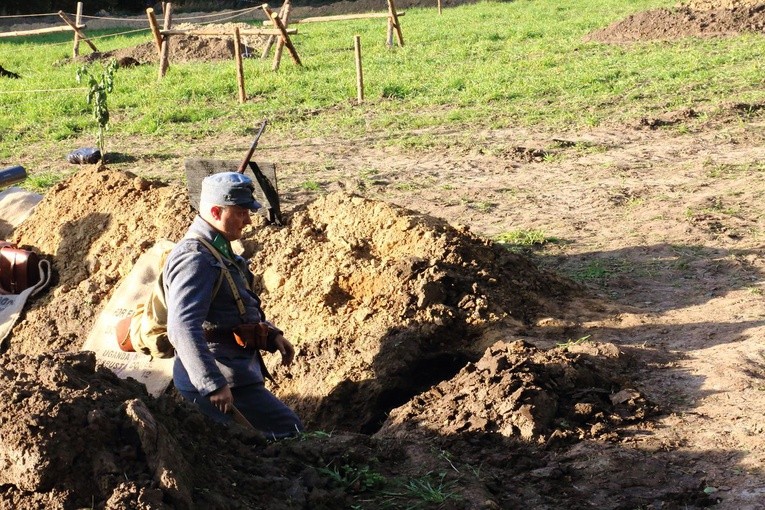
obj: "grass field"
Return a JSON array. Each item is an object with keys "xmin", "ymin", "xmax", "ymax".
[{"xmin": 1, "ymin": 0, "xmax": 764, "ymax": 164}]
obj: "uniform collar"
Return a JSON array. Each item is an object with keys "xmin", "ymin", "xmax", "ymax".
[{"xmin": 190, "ymin": 215, "xmax": 235, "ymax": 260}]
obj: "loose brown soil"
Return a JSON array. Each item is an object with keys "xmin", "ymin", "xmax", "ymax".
[
  {"xmin": 587, "ymin": 0, "xmax": 765, "ymax": 43},
  {"xmin": 4, "ymin": 1, "xmax": 765, "ymax": 510}
]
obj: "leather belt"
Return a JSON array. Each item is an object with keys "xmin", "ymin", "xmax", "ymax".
[{"xmin": 204, "ymin": 329, "xmax": 237, "ymax": 345}]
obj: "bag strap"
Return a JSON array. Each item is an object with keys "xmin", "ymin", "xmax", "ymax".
[{"xmin": 187, "ymin": 235, "xmax": 247, "ymax": 319}]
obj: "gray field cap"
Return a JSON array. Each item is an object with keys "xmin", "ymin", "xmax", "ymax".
[{"xmin": 200, "ymin": 172, "xmax": 262, "ymax": 211}]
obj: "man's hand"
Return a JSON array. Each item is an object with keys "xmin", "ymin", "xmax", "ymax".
[
  {"xmin": 272, "ymin": 334, "xmax": 295, "ymax": 366},
  {"xmin": 208, "ymin": 385, "xmax": 234, "ymax": 414}
]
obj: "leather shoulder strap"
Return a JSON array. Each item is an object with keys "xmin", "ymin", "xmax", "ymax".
[{"xmin": 187, "ymin": 235, "xmax": 247, "ymax": 318}]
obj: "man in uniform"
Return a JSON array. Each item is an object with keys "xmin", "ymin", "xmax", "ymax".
[{"xmin": 164, "ymin": 172, "xmax": 302, "ymax": 439}]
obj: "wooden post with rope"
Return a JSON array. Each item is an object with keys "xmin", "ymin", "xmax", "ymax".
[
  {"xmin": 158, "ymin": 2, "xmax": 173, "ymax": 79},
  {"xmin": 146, "ymin": 7, "xmax": 163, "ymax": 53},
  {"xmin": 72, "ymin": 2, "xmax": 83, "ymax": 58},
  {"xmin": 386, "ymin": 0, "xmax": 404, "ymax": 47},
  {"xmin": 58, "ymin": 10, "xmax": 97, "ymax": 52},
  {"xmin": 261, "ymin": 0, "xmax": 289, "ymax": 59},
  {"xmin": 271, "ymin": 0, "xmax": 292, "ymax": 71},
  {"xmin": 234, "ymin": 27, "xmax": 246, "ymax": 103},
  {"xmin": 261, "ymin": 4, "xmax": 301, "ymax": 67}
]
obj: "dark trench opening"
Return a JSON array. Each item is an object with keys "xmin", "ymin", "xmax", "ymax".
[{"xmin": 359, "ymin": 351, "xmax": 473, "ymax": 435}]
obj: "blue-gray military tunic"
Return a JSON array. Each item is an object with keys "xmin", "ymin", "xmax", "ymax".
[{"xmin": 163, "ymin": 215, "xmax": 302, "ymax": 437}]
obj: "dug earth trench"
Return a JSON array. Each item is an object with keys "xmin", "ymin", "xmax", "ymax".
[
  {"xmin": 0, "ymin": 164, "xmax": 725, "ymax": 509},
  {"xmin": 3, "ymin": 1, "xmax": 765, "ymax": 510}
]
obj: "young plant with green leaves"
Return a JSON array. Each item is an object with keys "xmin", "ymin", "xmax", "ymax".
[{"xmin": 76, "ymin": 59, "xmax": 117, "ymax": 165}]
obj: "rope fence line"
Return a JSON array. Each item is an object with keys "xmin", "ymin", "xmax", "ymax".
[
  {"xmin": 175, "ymin": 6, "xmax": 260, "ymax": 21},
  {"xmin": 0, "ymin": 13, "xmax": 59, "ymax": 18},
  {"xmin": 6, "ymin": 26, "xmax": 151, "ymax": 49},
  {"xmin": 0, "ymin": 6, "xmax": 260, "ymax": 24},
  {"xmin": 177, "ymin": 8, "xmax": 261, "ymax": 24},
  {"xmin": 83, "ymin": 26, "xmax": 151, "ymax": 39},
  {"xmin": 0, "ymin": 87, "xmax": 88, "ymax": 94}
]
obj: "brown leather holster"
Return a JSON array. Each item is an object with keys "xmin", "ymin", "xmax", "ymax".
[{"xmin": 233, "ymin": 323, "xmax": 273, "ymax": 351}]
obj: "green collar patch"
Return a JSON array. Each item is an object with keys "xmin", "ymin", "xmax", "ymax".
[{"xmin": 211, "ymin": 233, "xmax": 234, "ymax": 260}]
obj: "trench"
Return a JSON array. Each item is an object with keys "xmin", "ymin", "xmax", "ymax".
[{"xmin": 359, "ymin": 351, "xmax": 473, "ymax": 435}]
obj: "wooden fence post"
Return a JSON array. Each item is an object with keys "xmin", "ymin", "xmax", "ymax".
[
  {"xmin": 158, "ymin": 2, "xmax": 173, "ymax": 79},
  {"xmin": 261, "ymin": 4, "xmax": 302, "ymax": 67},
  {"xmin": 271, "ymin": 0, "xmax": 292, "ymax": 71},
  {"xmin": 72, "ymin": 2, "xmax": 83, "ymax": 58},
  {"xmin": 235, "ymin": 28, "xmax": 246, "ymax": 103},
  {"xmin": 147, "ymin": 7, "xmax": 163, "ymax": 53},
  {"xmin": 59, "ymin": 10, "xmax": 97, "ymax": 52},
  {"xmin": 261, "ymin": 0, "xmax": 289, "ymax": 59},
  {"xmin": 386, "ymin": 0, "xmax": 404, "ymax": 47},
  {"xmin": 354, "ymin": 35, "xmax": 364, "ymax": 103}
]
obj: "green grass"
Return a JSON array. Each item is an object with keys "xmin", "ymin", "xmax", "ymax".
[
  {"xmin": 22, "ymin": 171, "xmax": 68, "ymax": 192},
  {"xmin": 496, "ymin": 228, "xmax": 555, "ymax": 247},
  {"xmin": 299, "ymin": 179, "xmax": 322, "ymax": 191},
  {"xmin": 2, "ymin": 0, "xmax": 765, "ymax": 166}
]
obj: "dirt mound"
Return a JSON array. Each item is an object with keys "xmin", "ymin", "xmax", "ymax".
[
  {"xmin": 75, "ymin": 23, "xmax": 264, "ymax": 66},
  {"xmin": 686, "ymin": 0, "xmax": 765, "ymax": 9},
  {"xmin": 377, "ymin": 339, "xmax": 656, "ymax": 443},
  {"xmin": 2, "ymin": 168, "xmax": 707, "ymax": 509},
  {"xmin": 585, "ymin": 2, "xmax": 765, "ymax": 43},
  {"xmin": 9, "ymin": 167, "xmax": 192, "ymax": 356},
  {"xmin": 242, "ymin": 192, "xmax": 580, "ymax": 433}
]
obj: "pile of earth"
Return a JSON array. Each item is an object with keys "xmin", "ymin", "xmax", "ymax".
[
  {"xmin": 1, "ymin": 167, "xmax": 714, "ymax": 508},
  {"xmin": 74, "ymin": 23, "xmax": 265, "ymax": 66},
  {"xmin": 585, "ymin": 0, "xmax": 765, "ymax": 43},
  {"xmin": 378, "ymin": 339, "xmax": 656, "ymax": 444}
]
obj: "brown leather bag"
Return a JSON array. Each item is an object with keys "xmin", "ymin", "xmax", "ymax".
[
  {"xmin": 0, "ymin": 242, "xmax": 41, "ymax": 294},
  {"xmin": 115, "ymin": 316, "xmax": 135, "ymax": 353}
]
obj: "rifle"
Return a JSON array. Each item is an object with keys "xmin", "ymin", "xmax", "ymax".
[
  {"xmin": 237, "ymin": 120, "xmax": 283, "ymax": 225},
  {"xmin": 237, "ymin": 119, "xmax": 268, "ymax": 174}
]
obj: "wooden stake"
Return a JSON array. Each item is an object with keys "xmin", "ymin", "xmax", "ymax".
[
  {"xmin": 263, "ymin": 11, "xmax": 404, "ymax": 25},
  {"xmin": 354, "ymin": 35, "xmax": 364, "ymax": 104},
  {"xmin": 58, "ymin": 11, "xmax": 97, "ymax": 52},
  {"xmin": 261, "ymin": 0, "xmax": 289, "ymax": 59},
  {"xmin": 72, "ymin": 2, "xmax": 83, "ymax": 58},
  {"xmin": 271, "ymin": 1, "xmax": 292, "ymax": 71},
  {"xmin": 162, "ymin": 28, "xmax": 294, "ymax": 36},
  {"xmin": 386, "ymin": 18, "xmax": 393, "ymax": 47},
  {"xmin": 386, "ymin": 0, "xmax": 404, "ymax": 47},
  {"xmin": 158, "ymin": 2, "xmax": 173, "ymax": 79},
  {"xmin": 438, "ymin": 0, "xmax": 442, "ymax": 15},
  {"xmin": 147, "ymin": 8, "xmax": 163, "ymax": 53},
  {"xmin": 261, "ymin": 4, "xmax": 302, "ymax": 67},
  {"xmin": 0, "ymin": 25, "xmax": 82, "ymax": 37},
  {"xmin": 234, "ymin": 28, "xmax": 246, "ymax": 103}
]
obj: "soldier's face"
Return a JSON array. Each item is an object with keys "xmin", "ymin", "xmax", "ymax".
[{"xmin": 216, "ymin": 205, "xmax": 252, "ymax": 241}]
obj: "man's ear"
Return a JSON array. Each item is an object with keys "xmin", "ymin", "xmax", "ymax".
[{"xmin": 210, "ymin": 205, "xmax": 224, "ymax": 220}]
